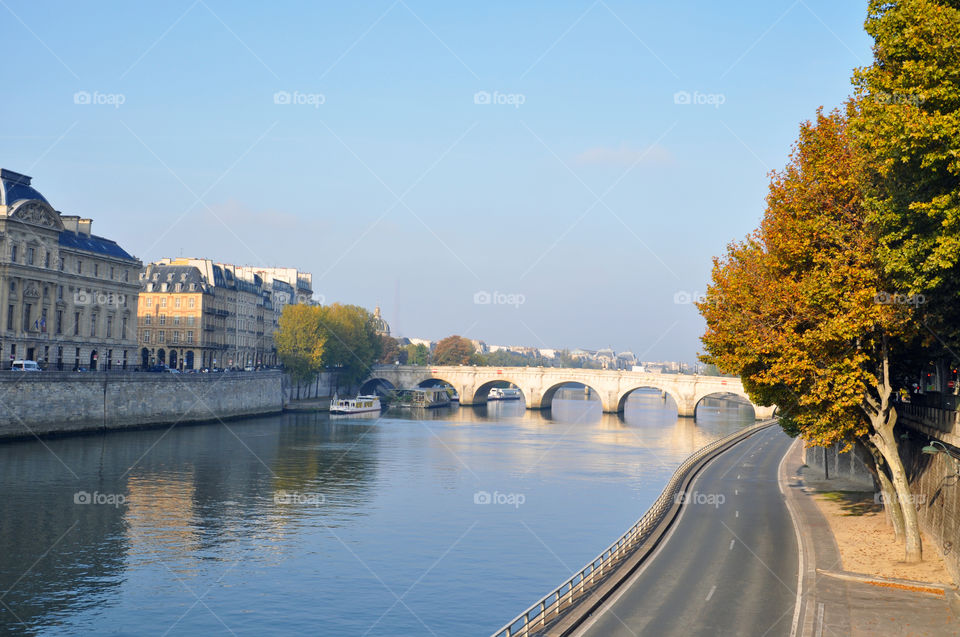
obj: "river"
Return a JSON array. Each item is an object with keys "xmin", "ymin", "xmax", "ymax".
[{"xmin": 0, "ymin": 389, "xmax": 754, "ymax": 636}]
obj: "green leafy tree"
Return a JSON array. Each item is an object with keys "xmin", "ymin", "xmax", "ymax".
[
  {"xmin": 851, "ymin": 0, "xmax": 960, "ymax": 352},
  {"xmin": 316, "ymin": 303, "xmax": 383, "ymax": 387},
  {"xmin": 404, "ymin": 343, "xmax": 430, "ymax": 366},
  {"xmin": 377, "ymin": 335, "xmax": 401, "ymax": 364},
  {"xmin": 433, "ymin": 335, "xmax": 476, "ymax": 365},
  {"xmin": 699, "ymin": 109, "xmax": 925, "ymax": 561}
]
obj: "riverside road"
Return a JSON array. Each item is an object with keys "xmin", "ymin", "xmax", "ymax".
[{"xmin": 575, "ymin": 426, "xmax": 799, "ymax": 637}]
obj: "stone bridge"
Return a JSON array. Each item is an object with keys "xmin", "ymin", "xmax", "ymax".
[{"xmin": 364, "ymin": 365, "xmax": 775, "ymax": 419}]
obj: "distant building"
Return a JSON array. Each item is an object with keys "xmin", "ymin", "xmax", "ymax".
[
  {"xmin": 371, "ymin": 306, "xmax": 390, "ymax": 337},
  {"xmin": 0, "ymin": 169, "xmax": 141, "ymax": 370}
]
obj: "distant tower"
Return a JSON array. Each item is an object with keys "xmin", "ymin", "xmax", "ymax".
[{"xmin": 372, "ymin": 306, "xmax": 391, "ymax": 337}]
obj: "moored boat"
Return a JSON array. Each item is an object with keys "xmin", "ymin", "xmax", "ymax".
[
  {"xmin": 488, "ymin": 387, "xmax": 522, "ymax": 401},
  {"xmin": 330, "ymin": 394, "xmax": 382, "ymax": 414}
]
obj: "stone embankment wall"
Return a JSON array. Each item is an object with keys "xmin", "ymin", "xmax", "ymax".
[
  {"xmin": 281, "ymin": 372, "xmax": 340, "ymax": 405},
  {"xmin": 802, "ymin": 443, "xmax": 874, "ymax": 487},
  {"xmin": 0, "ymin": 371, "xmax": 283, "ymax": 439},
  {"xmin": 900, "ymin": 410, "xmax": 960, "ymax": 587}
]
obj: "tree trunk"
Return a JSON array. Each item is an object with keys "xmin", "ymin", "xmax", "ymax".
[
  {"xmin": 869, "ymin": 410, "xmax": 922, "ymax": 562},
  {"xmin": 860, "ymin": 440, "xmax": 905, "ymax": 542},
  {"xmin": 863, "ymin": 339, "xmax": 922, "ymax": 562}
]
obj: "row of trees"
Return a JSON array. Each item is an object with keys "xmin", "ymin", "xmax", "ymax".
[{"xmin": 699, "ymin": 0, "xmax": 960, "ymax": 562}]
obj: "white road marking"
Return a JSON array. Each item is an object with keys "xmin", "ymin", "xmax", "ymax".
[
  {"xmin": 737, "ymin": 474, "xmax": 741, "ymax": 479},
  {"xmin": 815, "ymin": 602, "xmax": 824, "ymax": 637},
  {"xmin": 730, "ymin": 540, "xmax": 735, "ymax": 550},
  {"xmin": 735, "ymin": 489, "xmax": 738, "ymax": 495},
  {"xmin": 705, "ymin": 585, "xmax": 717, "ymax": 601},
  {"xmin": 735, "ymin": 510, "xmax": 739, "ymax": 518},
  {"xmin": 779, "ymin": 437, "xmax": 805, "ymax": 637}
]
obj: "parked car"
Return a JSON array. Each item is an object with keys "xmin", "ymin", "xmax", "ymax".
[
  {"xmin": 243, "ymin": 366, "xmax": 255, "ymax": 372},
  {"xmin": 10, "ymin": 360, "xmax": 41, "ymax": 372}
]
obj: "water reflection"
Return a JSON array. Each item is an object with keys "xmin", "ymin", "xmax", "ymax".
[{"xmin": 0, "ymin": 394, "xmax": 753, "ymax": 636}]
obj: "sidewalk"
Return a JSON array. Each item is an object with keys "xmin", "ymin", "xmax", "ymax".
[{"xmin": 780, "ymin": 439, "xmax": 960, "ymax": 636}]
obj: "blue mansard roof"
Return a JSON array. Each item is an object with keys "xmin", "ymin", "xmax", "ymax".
[
  {"xmin": 59, "ymin": 230, "xmax": 136, "ymax": 261},
  {"xmin": 0, "ymin": 169, "xmax": 49, "ymax": 206}
]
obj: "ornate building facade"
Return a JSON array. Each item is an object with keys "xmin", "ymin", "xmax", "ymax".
[{"xmin": 0, "ymin": 169, "xmax": 141, "ymax": 369}]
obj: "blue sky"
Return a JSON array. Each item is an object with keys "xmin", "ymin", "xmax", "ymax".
[{"xmin": 1, "ymin": 0, "xmax": 873, "ymax": 361}]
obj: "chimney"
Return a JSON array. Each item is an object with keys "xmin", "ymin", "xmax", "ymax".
[
  {"xmin": 78, "ymin": 218, "xmax": 92, "ymax": 236},
  {"xmin": 61, "ymin": 215, "xmax": 80, "ymax": 233}
]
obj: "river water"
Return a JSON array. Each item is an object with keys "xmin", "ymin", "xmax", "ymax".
[{"xmin": 0, "ymin": 389, "xmax": 754, "ymax": 636}]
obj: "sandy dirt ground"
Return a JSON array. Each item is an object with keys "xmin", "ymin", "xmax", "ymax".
[{"xmin": 807, "ymin": 484, "xmax": 951, "ymax": 584}]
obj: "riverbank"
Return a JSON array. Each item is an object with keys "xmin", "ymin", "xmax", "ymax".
[{"xmin": 0, "ymin": 371, "xmax": 283, "ymax": 440}]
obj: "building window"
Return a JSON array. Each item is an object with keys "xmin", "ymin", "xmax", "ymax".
[
  {"xmin": 90, "ymin": 314, "xmax": 97, "ymax": 337},
  {"xmin": 77, "ymin": 259, "xmax": 82, "ymax": 274},
  {"xmin": 186, "ymin": 331, "xmax": 194, "ymax": 343},
  {"xmin": 146, "ymin": 298, "xmax": 153, "ymax": 308},
  {"xmin": 173, "ymin": 316, "xmax": 180, "ymax": 326},
  {"xmin": 172, "ymin": 331, "xmax": 179, "ymax": 344},
  {"xmin": 27, "ymin": 247, "xmax": 34, "ymax": 265},
  {"xmin": 144, "ymin": 315, "xmax": 151, "ymax": 326},
  {"xmin": 160, "ymin": 298, "xmax": 167, "ymax": 307},
  {"xmin": 110, "ymin": 266, "xmax": 115, "ymax": 280},
  {"xmin": 157, "ymin": 331, "xmax": 165, "ymax": 343},
  {"xmin": 41, "ymin": 308, "xmax": 47, "ymax": 332},
  {"xmin": 6, "ymin": 305, "xmax": 14, "ymax": 331},
  {"xmin": 189, "ymin": 297, "xmax": 196, "ymax": 308},
  {"xmin": 106, "ymin": 316, "xmax": 113, "ymax": 338},
  {"xmin": 57, "ymin": 285, "xmax": 63, "ymax": 300},
  {"xmin": 124, "ymin": 270, "xmax": 129, "ymax": 282},
  {"xmin": 23, "ymin": 304, "xmax": 31, "ymax": 331},
  {"xmin": 56, "ymin": 310, "xmax": 63, "ymax": 335},
  {"xmin": 159, "ymin": 315, "xmax": 166, "ymax": 325},
  {"xmin": 74, "ymin": 312, "xmax": 81, "ymax": 336},
  {"xmin": 142, "ymin": 330, "xmax": 150, "ymax": 343},
  {"xmin": 186, "ymin": 316, "xmax": 194, "ymax": 326},
  {"xmin": 45, "ymin": 252, "xmax": 50, "ymax": 268},
  {"xmin": 175, "ymin": 297, "xmax": 181, "ymax": 308},
  {"xmin": 121, "ymin": 317, "xmax": 128, "ymax": 339},
  {"xmin": 59, "ymin": 256, "xmax": 64, "ymax": 271},
  {"xmin": 11, "ymin": 245, "xmax": 17, "ymax": 263},
  {"xmin": 9, "ymin": 281, "xmax": 14, "ymax": 294}
]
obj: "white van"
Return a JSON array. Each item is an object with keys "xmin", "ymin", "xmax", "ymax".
[{"xmin": 11, "ymin": 360, "xmax": 41, "ymax": 372}]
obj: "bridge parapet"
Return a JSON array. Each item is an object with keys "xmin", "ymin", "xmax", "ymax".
[{"xmin": 366, "ymin": 365, "xmax": 775, "ymax": 420}]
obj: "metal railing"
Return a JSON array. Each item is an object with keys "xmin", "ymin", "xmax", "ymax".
[
  {"xmin": 899, "ymin": 403, "xmax": 958, "ymax": 433},
  {"xmin": 490, "ymin": 419, "xmax": 777, "ymax": 637}
]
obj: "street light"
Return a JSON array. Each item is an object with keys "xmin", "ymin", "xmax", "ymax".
[{"xmin": 921, "ymin": 440, "xmax": 960, "ymax": 475}]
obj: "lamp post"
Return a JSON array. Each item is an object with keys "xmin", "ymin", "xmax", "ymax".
[{"xmin": 921, "ymin": 440, "xmax": 960, "ymax": 476}]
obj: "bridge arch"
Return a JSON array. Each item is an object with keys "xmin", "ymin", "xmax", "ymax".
[
  {"xmin": 616, "ymin": 386, "xmax": 679, "ymax": 413},
  {"xmin": 538, "ymin": 381, "xmax": 604, "ymax": 410},
  {"xmin": 693, "ymin": 391, "xmax": 755, "ymax": 421},
  {"xmin": 358, "ymin": 377, "xmax": 397, "ymax": 395},
  {"xmin": 471, "ymin": 379, "xmax": 527, "ymax": 405}
]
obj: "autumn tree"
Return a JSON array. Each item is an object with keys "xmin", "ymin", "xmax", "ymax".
[
  {"xmin": 377, "ymin": 335, "xmax": 401, "ymax": 364},
  {"xmin": 433, "ymin": 335, "xmax": 476, "ymax": 365},
  {"xmin": 276, "ymin": 304, "xmax": 326, "ymax": 383},
  {"xmin": 698, "ymin": 109, "xmax": 925, "ymax": 561}
]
